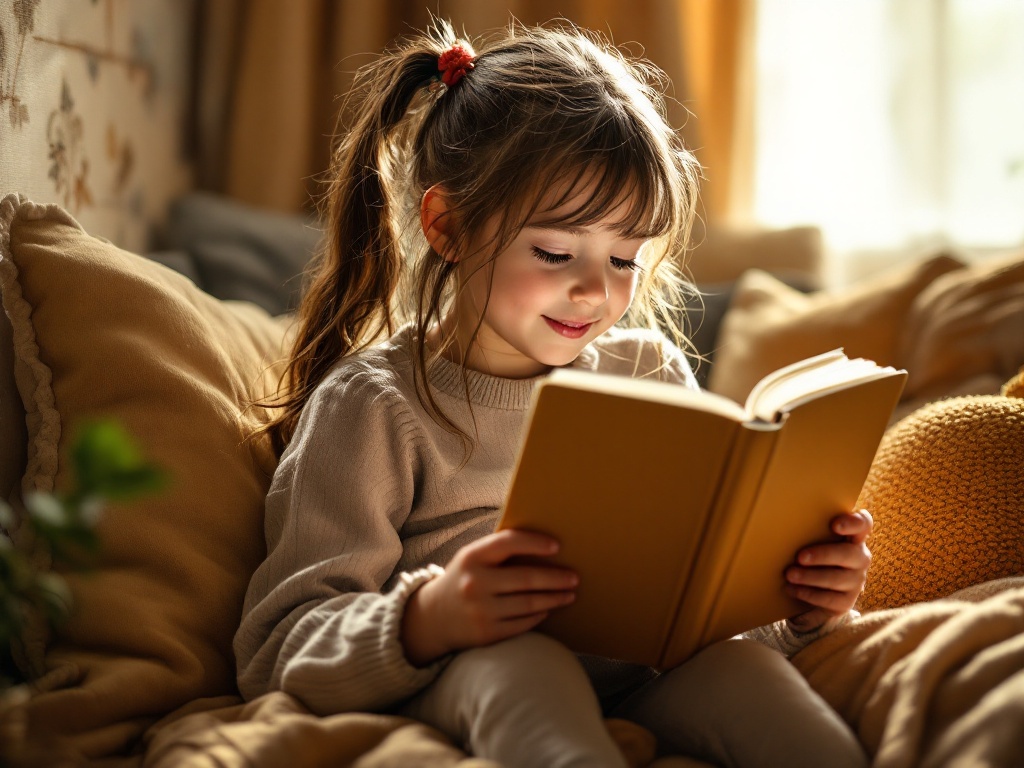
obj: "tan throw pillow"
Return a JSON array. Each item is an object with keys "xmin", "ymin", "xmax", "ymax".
[
  {"xmin": 899, "ymin": 252, "xmax": 1024, "ymax": 400},
  {"xmin": 685, "ymin": 224, "xmax": 825, "ymax": 285},
  {"xmin": 707, "ymin": 253, "xmax": 965, "ymax": 403},
  {"xmin": 0, "ymin": 194, "xmax": 289, "ymax": 760}
]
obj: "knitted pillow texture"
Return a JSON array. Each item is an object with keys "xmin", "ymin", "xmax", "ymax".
[
  {"xmin": 0, "ymin": 194, "xmax": 288, "ymax": 760},
  {"xmin": 857, "ymin": 379, "xmax": 1024, "ymax": 611}
]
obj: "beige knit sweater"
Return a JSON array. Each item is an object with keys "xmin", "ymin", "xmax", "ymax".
[{"xmin": 233, "ymin": 324, "xmax": 820, "ymax": 715}]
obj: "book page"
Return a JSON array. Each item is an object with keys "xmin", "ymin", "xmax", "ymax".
[{"xmin": 745, "ymin": 351, "xmax": 900, "ymax": 423}]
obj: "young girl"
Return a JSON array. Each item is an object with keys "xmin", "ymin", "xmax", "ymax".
[{"xmin": 234, "ymin": 20, "xmax": 871, "ymax": 768}]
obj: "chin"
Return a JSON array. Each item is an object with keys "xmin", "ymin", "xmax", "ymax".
[{"xmin": 535, "ymin": 344, "xmax": 588, "ymax": 368}]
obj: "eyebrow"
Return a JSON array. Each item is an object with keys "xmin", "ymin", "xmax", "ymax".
[{"xmin": 525, "ymin": 223, "xmax": 589, "ymax": 236}]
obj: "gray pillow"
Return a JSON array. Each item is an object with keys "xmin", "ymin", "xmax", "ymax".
[{"xmin": 163, "ymin": 192, "xmax": 322, "ymax": 316}]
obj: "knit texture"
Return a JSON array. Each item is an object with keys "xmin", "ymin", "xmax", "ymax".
[{"xmin": 857, "ymin": 377, "xmax": 1024, "ymax": 611}]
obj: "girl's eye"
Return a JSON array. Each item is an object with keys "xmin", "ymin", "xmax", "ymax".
[
  {"xmin": 610, "ymin": 257, "xmax": 640, "ymax": 272},
  {"xmin": 532, "ymin": 247, "xmax": 571, "ymax": 264}
]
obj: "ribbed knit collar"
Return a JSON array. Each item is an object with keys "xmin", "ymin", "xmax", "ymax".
[{"xmin": 394, "ymin": 324, "xmax": 600, "ymax": 411}]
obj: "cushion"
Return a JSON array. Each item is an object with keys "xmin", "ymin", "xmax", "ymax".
[
  {"xmin": 707, "ymin": 253, "xmax": 965, "ymax": 403},
  {"xmin": 899, "ymin": 252, "xmax": 1024, "ymax": 400},
  {"xmin": 0, "ymin": 193, "xmax": 290, "ymax": 760},
  {"xmin": 685, "ymin": 224, "xmax": 824, "ymax": 286},
  {"xmin": 164, "ymin": 192, "xmax": 322, "ymax": 316},
  {"xmin": 856, "ymin": 385, "xmax": 1024, "ymax": 611}
]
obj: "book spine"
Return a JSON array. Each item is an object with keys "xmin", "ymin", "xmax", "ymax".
[{"xmin": 657, "ymin": 425, "xmax": 780, "ymax": 669}]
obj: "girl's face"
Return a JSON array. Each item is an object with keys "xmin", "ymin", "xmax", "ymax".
[{"xmin": 450, "ymin": 187, "xmax": 649, "ymax": 379}]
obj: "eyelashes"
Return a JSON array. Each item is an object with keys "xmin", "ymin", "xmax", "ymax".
[
  {"xmin": 531, "ymin": 246, "xmax": 640, "ymax": 272},
  {"xmin": 532, "ymin": 247, "xmax": 571, "ymax": 265}
]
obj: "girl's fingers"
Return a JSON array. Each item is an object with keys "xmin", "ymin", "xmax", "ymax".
[
  {"xmin": 496, "ymin": 590, "xmax": 576, "ymax": 620},
  {"xmin": 467, "ymin": 528, "xmax": 561, "ymax": 565},
  {"xmin": 797, "ymin": 540, "xmax": 870, "ymax": 569},
  {"xmin": 832, "ymin": 509, "xmax": 873, "ymax": 543},
  {"xmin": 786, "ymin": 583, "xmax": 856, "ymax": 614},
  {"xmin": 491, "ymin": 564, "xmax": 579, "ymax": 595},
  {"xmin": 787, "ymin": 565, "xmax": 864, "ymax": 593}
]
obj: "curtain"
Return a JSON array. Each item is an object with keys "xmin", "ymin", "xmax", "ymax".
[
  {"xmin": 195, "ymin": 0, "xmax": 752, "ymax": 223},
  {"xmin": 752, "ymin": 0, "xmax": 1024, "ymax": 284}
]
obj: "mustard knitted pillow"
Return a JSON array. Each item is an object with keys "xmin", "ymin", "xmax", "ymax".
[{"xmin": 857, "ymin": 383, "xmax": 1024, "ymax": 611}]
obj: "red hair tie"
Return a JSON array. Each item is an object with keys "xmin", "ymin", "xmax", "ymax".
[{"xmin": 438, "ymin": 42, "xmax": 475, "ymax": 87}]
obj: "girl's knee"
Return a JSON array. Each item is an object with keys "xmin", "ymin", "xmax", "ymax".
[
  {"xmin": 682, "ymin": 637, "xmax": 799, "ymax": 688},
  {"xmin": 445, "ymin": 632, "xmax": 581, "ymax": 681}
]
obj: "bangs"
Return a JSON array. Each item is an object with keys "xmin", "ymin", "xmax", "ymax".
[{"xmin": 516, "ymin": 117, "xmax": 682, "ymax": 242}]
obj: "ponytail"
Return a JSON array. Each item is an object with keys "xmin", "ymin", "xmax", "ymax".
[{"xmin": 262, "ymin": 31, "xmax": 452, "ymax": 455}]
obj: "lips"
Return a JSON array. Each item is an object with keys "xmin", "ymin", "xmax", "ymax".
[{"xmin": 543, "ymin": 316, "xmax": 597, "ymax": 339}]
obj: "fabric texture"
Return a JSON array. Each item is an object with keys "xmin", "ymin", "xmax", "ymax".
[
  {"xmin": 0, "ymin": 193, "xmax": 290, "ymax": 759},
  {"xmin": 856, "ymin": 391, "xmax": 1024, "ymax": 611},
  {"xmin": 142, "ymin": 691, "xmax": 667, "ymax": 768},
  {"xmin": 792, "ymin": 577, "xmax": 1024, "ymax": 768},
  {"xmin": 898, "ymin": 253, "xmax": 1024, "ymax": 401}
]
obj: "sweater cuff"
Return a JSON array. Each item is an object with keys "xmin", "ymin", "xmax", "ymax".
[
  {"xmin": 743, "ymin": 610, "xmax": 859, "ymax": 657},
  {"xmin": 279, "ymin": 564, "xmax": 449, "ymax": 714},
  {"xmin": 382, "ymin": 564, "xmax": 451, "ymax": 676}
]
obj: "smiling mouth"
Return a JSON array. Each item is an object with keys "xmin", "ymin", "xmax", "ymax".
[{"xmin": 543, "ymin": 316, "xmax": 596, "ymax": 339}]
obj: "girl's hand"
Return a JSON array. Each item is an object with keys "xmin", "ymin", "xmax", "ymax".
[
  {"xmin": 785, "ymin": 509, "xmax": 873, "ymax": 634},
  {"xmin": 401, "ymin": 529, "xmax": 578, "ymax": 666}
]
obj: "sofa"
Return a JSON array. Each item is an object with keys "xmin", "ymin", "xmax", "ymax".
[{"xmin": 1, "ymin": 191, "xmax": 1023, "ymax": 767}]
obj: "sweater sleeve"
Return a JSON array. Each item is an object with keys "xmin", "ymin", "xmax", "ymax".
[{"xmin": 233, "ymin": 368, "xmax": 448, "ymax": 714}]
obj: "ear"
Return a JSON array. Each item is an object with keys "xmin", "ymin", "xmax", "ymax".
[{"xmin": 420, "ymin": 185, "xmax": 456, "ymax": 260}]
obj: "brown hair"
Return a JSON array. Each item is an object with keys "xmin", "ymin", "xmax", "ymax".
[{"xmin": 262, "ymin": 19, "xmax": 702, "ymax": 456}]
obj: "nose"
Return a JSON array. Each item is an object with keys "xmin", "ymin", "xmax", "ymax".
[{"xmin": 569, "ymin": 262, "xmax": 608, "ymax": 307}]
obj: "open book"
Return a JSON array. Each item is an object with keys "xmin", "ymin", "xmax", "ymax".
[{"xmin": 496, "ymin": 350, "xmax": 907, "ymax": 670}]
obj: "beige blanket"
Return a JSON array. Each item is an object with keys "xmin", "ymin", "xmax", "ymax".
[
  {"xmin": 792, "ymin": 578, "xmax": 1024, "ymax": 768},
  {"xmin": 141, "ymin": 694, "xmax": 496, "ymax": 768},
  {"xmin": 141, "ymin": 698, "xmax": 661, "ymax": 768},
  {"xmin": 138, "ymin": 582, "xmax": 1024, "ymax": 768}
]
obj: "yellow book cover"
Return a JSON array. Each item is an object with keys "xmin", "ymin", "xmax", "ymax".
[{"xmin": 496, "ymin": 349, "xmax": 907, "ymax": 669}]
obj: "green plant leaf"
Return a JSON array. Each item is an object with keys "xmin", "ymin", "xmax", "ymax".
[{"xmin": 71, "ymin": 420, "xmax": 166, "ymax": 502}]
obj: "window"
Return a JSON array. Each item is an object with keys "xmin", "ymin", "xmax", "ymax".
[{"xmin": 754, "ymin": 0, "xmax": 1024, "ymax": 283}]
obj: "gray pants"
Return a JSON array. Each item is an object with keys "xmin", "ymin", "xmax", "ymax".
[{"xmin": 399, "ymin": 633, "xmax": 867, "ymax": 768}]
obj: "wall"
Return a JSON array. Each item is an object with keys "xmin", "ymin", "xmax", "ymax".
[{"xmin": 0, "ymin": 0, "xmax": 195, "ymax": 251}]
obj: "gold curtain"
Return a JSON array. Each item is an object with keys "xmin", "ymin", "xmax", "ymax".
[{"xmin": 195, "ymin": 0, "xmax": 752, "ymax": 223}]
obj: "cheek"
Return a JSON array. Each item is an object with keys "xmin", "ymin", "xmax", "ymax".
[
  {"xmin": 493, "ymin": 263, "xmax": 554, "ymax": 309},
  {"xmin": 612, "ymin": 273, "xmax": 639, "ymax": 311}
]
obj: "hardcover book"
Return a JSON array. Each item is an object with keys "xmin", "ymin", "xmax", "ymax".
[{"xmin": 496, "ymin": 349, "xmax": 907, "ymax": 669}]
